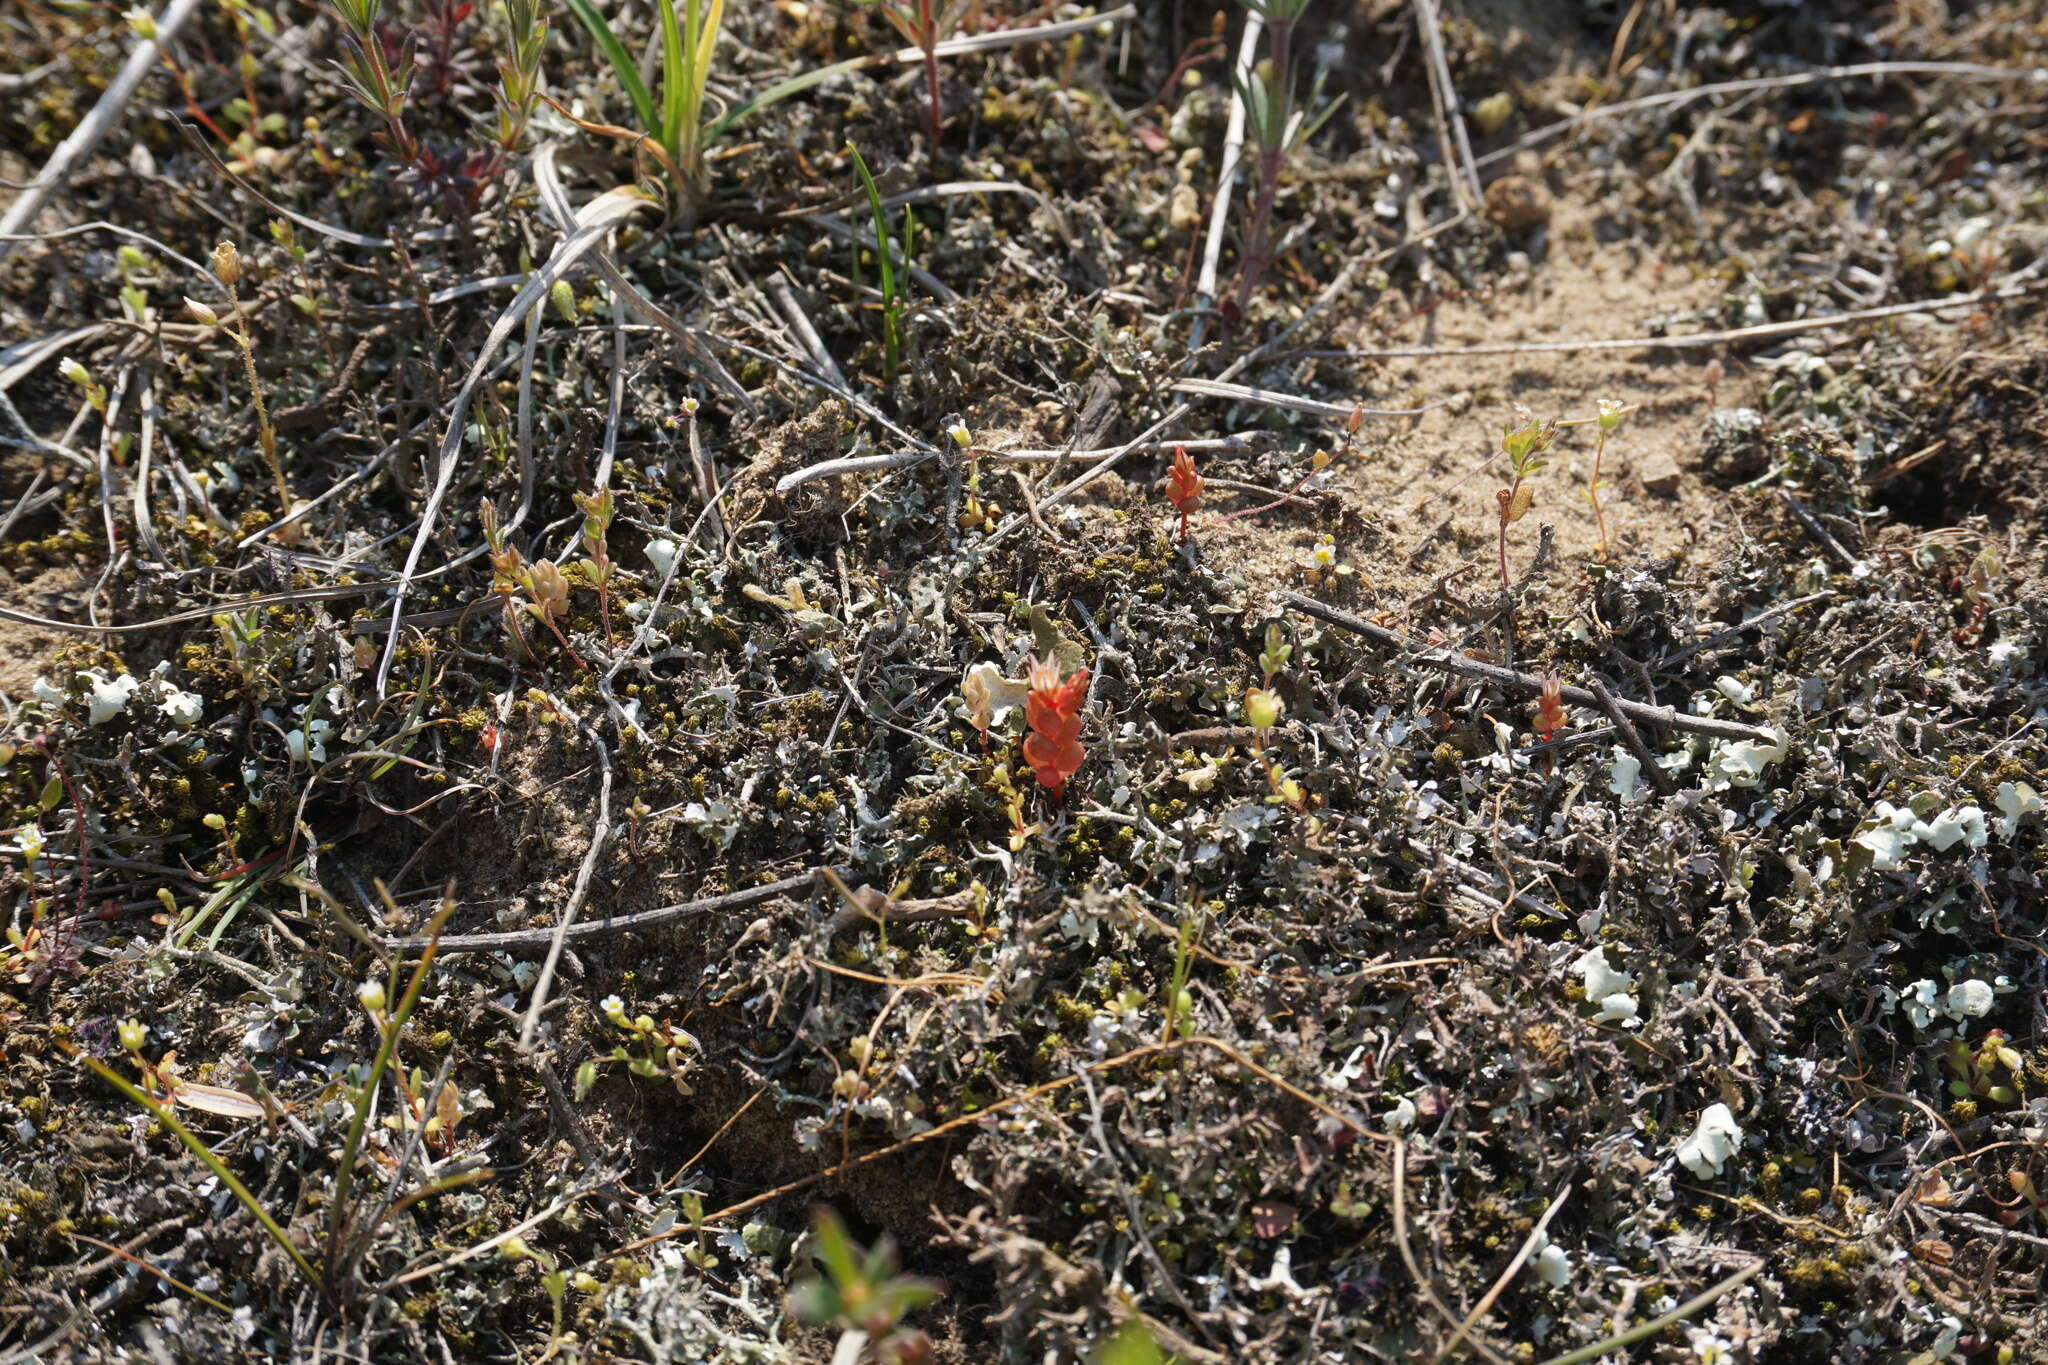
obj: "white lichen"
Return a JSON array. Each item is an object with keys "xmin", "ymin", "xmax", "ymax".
[
  {"xmin": 644, "ymin": 537, "xmax": 679, "ymax": 578},
  {"xmin": 160, "ymin": 688, "xmax": 205, "ymax": 728},
  {"xmin": 284, "ymin": 716, "xmax": 333, "ymax": 765},
  {"xmin": 1945, "ymin": 979, "xmax": 1995, "ymax": 1019},
  {"xmin": 1994, "ymin": 782, "xmax": 2042, "ymax": 839},
  {"xmin": 1856, "ymin": 797, "xmax": 1992, "ymax": 868},
  {"xmin": 1675, "ymin": 1102, "xmax": 1744, "ymax": 1179},
  {"xmin": 1608, "ymin": 748, "xmax": 1643, "ymax": 801},
  {"xmin": 1573, "ymin": 945, "xmax": 1640, "ymax": 1028},
  {"xmin": 1702, "ymin": 728, "xmax": 1787, "ymax": 791},
  {"xmin": 85, "ymin": 671, "xmax": 140, "ymax": 725}
]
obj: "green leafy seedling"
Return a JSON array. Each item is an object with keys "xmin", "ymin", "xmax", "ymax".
[{"xmin": 789, "ymin": 1207, "xmax": 943, "ymax": 1363}]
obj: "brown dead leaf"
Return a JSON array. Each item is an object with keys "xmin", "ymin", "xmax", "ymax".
[
  {"xmin": 1910, "ymin": 1239, "xmax": 1954, "ymax": 1266},
  {"xmin": 169, "ymin": 1079, "xmax": 266, "ymax": 1121}
]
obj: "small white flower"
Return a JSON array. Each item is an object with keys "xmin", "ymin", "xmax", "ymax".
[
  {"xmin": 85, "ymin": 671, "xmax": 140, "ymax": 725},
  {"xmin": 1689, "ymin": 1329, "xmax": 1735, "ymax": 1364},
  {"xmin": 1311, "ymin": 534, "xmax": 1337, "ymax": 568},
  {"xmin": 160, "ymin": 688, "xmax": 205, "ymax": 728},
  {"xmin": 1676, "ymin": 1103, "xmax": 1744, "ymax": 1180},
  {"xmin": 946, "ymin": 421, "xmax": 972, "ymax": 449},
  {"xmin": 14, "ymin": 825, "xmax": 46, "ymax": 868},
  {"xmin": 1946, "ymin": 979, "xmax": 1995, "ymax": 1019},
  {"xmin": 600, "ymin": 994, "xmax": 627, "ymax": 1022}
]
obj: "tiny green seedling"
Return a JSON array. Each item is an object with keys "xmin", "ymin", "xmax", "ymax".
[
  {"xmin": 493, "ymin": 0, "xmax": 548, "ymax": 151},
  {"xmin": 1947, "ymin": 1027, "xmax": 2022, "ymax": 1109},
  {"xmin": 1589, "ymin": 398, "xmax": 1625, "ymax": 557},
  {"xmin": 1229, "ymin": 0, "xmax": 1345, "ymax": 321},
  {"xmin": 329, "ymin": 0, "xmax": 420, "ymax": 164},
  {"xmin": 1244, "ymin": 624, "xmax": 1305, "ymax": 810},
  {"xmin": 1494, "ymin": 405, "xmax": 1557, "ymax": 591},
  {"xmin": 848, "ymin": 142, "xmax": 908, "ymax": 387},
  {"xmin": 480, "ymin": 499, "xmax": 586, "ymax": 670},
  {"xmin": 1554, "ymin": 399, "xmax": 1637, "ymax": 560},
  {"xmin": 210, "ymin": 242, "xmax": 297, "ymax": 535},
  {"xmin": 572, "ymin": 484, "xmax": 617, "ymax": 643},
  {"xmin": 1161, "ymin": 909, "xmax": 1203, "ymax": 1044},
  {"xmin": 789, "ymin": 1207, "xmax": 943, "ymax": 1364}
]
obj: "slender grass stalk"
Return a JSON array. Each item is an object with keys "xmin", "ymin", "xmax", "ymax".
[
  {"xmin": 325, "ymin": 886, "xmax": 457, "ymax": 1272},
  {"xmin": 70, "ymin": 1047, "xmax": 325, "ymax": 1292},
  {"xmin": 212, "ymin": 243, "xmax": 293, "ymax": 525},
  {"xmin": 70, "ymin": 1233, "xmax": 237, "ymax": 1316},
  {"xmin": 1532, "ymin": 1261, "xmax": 1762, "ymax": 1365},
  {"xmin": 1160, "ymin": 912, "xmax": 1201, "ymax": 1045},
  {"xmin": 847, "ymin": 143, "xmax": 902, "ymax": 386},
  {"xmin": 1586, "ymin": 399, "xmax": 1625, "ymax": 559}
]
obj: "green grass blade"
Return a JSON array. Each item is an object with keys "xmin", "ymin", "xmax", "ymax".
[
  {"xmin": 680, "ymin": 0, "xmax": 726, "ymax": 176},
  {"xmin": 564, "ymin": 0, "xmax": 659, "ymax": 138},
  {"xmin": 1533, "ymin": 1261, "xmax": 1762, "ymax": 1365},
  {"xmin": 73, "ymin": 1050, "xmax": 324, "ymax": 1292},
  {"xmin": 705, "ymin": 53, "xmax": 878, "ymax": 142},
  {"xmin": 658, "ymin": 0, "xmax": 689, "ymax": 170},
  {"xmin": 694, "ymin": 0, "xmax": 726, "ymax": 76},
  {"xmin": 847, "ymin": 143, "xmax": 898, "ymax": 382}
]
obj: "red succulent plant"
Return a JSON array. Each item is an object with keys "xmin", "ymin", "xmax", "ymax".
[{"xmin": 1022, "ymin": 654, "xmax": 1089, "ymax": 800}]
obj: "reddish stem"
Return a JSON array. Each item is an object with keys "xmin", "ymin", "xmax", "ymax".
[
  {"xmin": 1496, "ymin": 479, "xmax": 1520, "ymax": 591},
  {"xmin": 1590, "ymin": 429, "xmax": 1611, "ymax": 558},
  {"xmin": 919, "ymin": 0, "xmax": 943, "ymax": 151}
]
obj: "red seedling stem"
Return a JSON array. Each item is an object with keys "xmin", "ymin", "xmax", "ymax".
[
  {"xmin": 1533, "ymin": 674, "xmax": 1565, "ymax": 775},
  {"xmin": 1166, "ymin": 445, "xmax": 1204, "ymax": 540}
]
